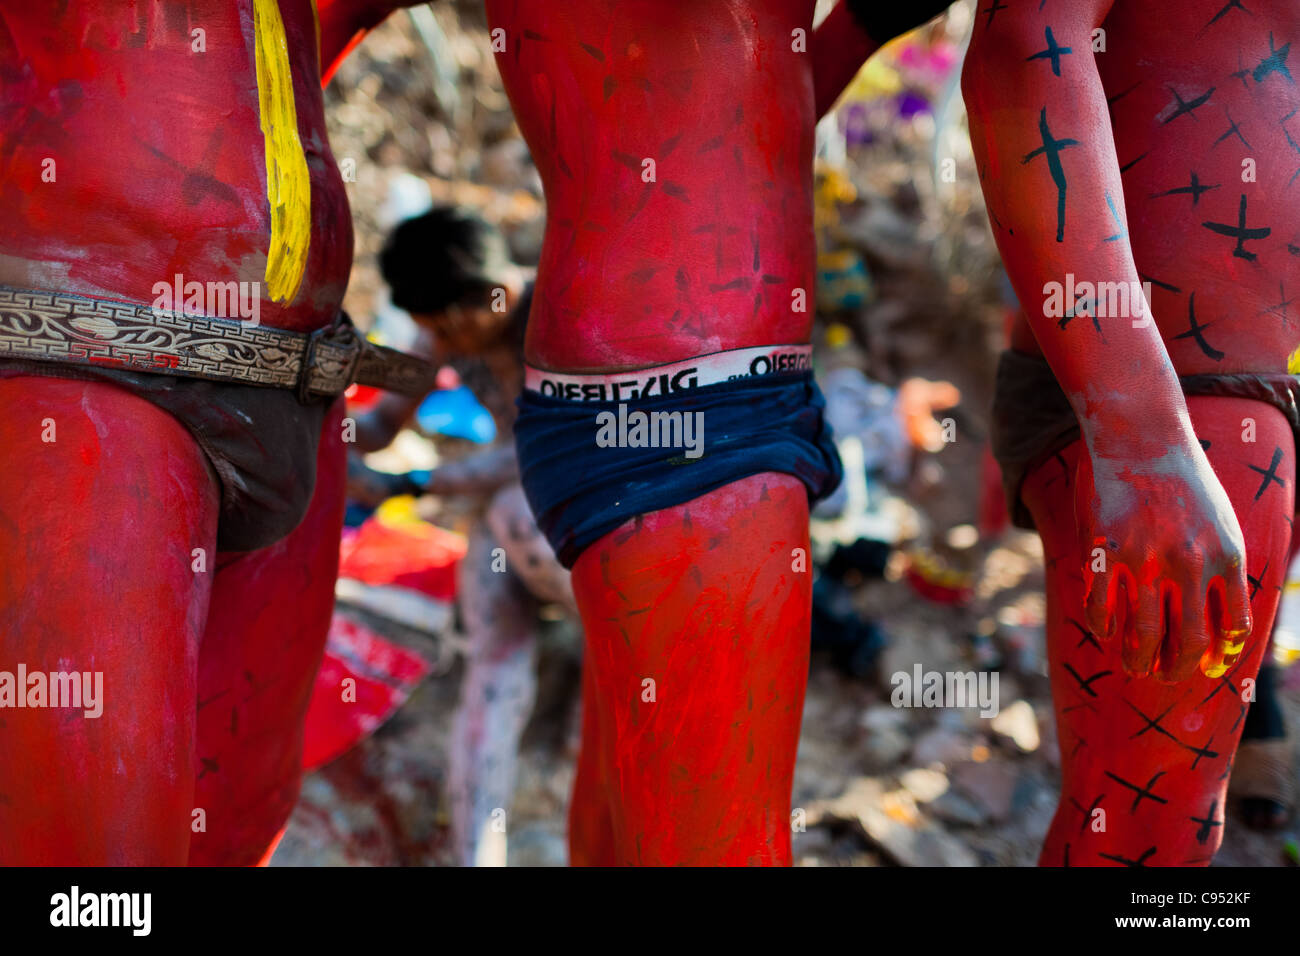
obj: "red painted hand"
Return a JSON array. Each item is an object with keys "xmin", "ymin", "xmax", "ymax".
[{"xmin": 1077, "ymin": 443, "xmax": 1251, "ymax": 682}]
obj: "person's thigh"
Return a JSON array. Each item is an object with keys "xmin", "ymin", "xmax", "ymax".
[
  {"xmin": 0, "ymin": 377, "xmax": 218, "ymax": 864},
  {"xmin": 188, "ymin": 399, "xmax": 346, "ymax": 866},
  {"xmin": 572, "ymin": 473, "xmax": 812, "ymax": 865},
  {"xmin": 1025, "ymin": 396, "xmax": 1293, "ymax": 866}
]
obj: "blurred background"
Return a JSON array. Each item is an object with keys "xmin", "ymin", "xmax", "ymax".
[{"xmin": 272, "ymin": 0, "xmax": 1300, "ymax": 866}]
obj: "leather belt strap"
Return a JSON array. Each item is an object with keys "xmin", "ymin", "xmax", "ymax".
[{"xmin": 0, "ymin": 285, "xmax": 438, "ymax": 399}]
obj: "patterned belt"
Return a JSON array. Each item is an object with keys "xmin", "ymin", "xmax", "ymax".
[{"xmin": 0, "ymin": 285, "xmax": 438, "ymax": 400}]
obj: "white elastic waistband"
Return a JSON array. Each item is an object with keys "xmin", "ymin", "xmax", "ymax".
[{"xmin": 524, "ymin": 344, "xmax": 812, "ymax": 402}]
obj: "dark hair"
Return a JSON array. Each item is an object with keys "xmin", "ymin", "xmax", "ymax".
[{"xmin": 379, "ymin": 205, "xmax": 513, "ymax": 315}]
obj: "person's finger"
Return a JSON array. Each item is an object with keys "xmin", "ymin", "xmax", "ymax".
[
  {"xmin": 1159, "ymin": 580, "xmax": 1208, "ymax": 684},
  {"xmin": 1125, "ymin": 576, "xmax": 1162, "ymax": 678},
  {"xmin": 1201, "ymin": 572, "xmax": 1252, "ymax": 678}
]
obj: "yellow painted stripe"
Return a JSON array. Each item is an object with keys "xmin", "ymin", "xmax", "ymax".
[
  {"xmin": 253, "ymin": 0, "xmax": 311, "ymax": 303},
  {"xmin": 1288, "ymin": 344, "xmax": 1300, "ymax": 375}
]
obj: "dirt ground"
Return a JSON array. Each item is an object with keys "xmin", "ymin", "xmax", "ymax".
[{"xmin": 275, "ymin": 578, "xmax": 1300, "ymax": 866}]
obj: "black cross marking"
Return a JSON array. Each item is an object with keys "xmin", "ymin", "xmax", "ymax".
[
  {"xmin": 1198, "ymin": 659, "xmax": 1246, "ymax": 708},
  {"xmin": 1204, "ymin": 0, "xmax": 1251, "ymax": 33},
  {"xmin": 1104, "ymin": 770, "xmax": 1170, "ymax": 813},
  {"xmin": 1057, "ymin": 289, "xmax": 1104, "ymax": 334},
  {"xmin": 1124, "ymin": 699, "xmax": 1182, "ymax": 744},
  {"xmin": 1063, "ymin": 662, "xmax": 1112, "ymax": 697},
  {"xmin": 1200, "ymin": 438, "xmax": 1213, "ymax": 451},
  {"xmin": 1183, "ymin": 733, "xmax": 1220, "ymax": 770},
  {"xmin": 1152, "ymin": 171, "xmax": 1219, "ymax": 205},
  {"xmin": 1069, "ymin": 618, "xmax": 1102, "ymax": 653},
  {"xmin": 1258, "ymin": 282, "xmax": 1296, "ymax": 327},
  {"xmin": 1174, "ymin": 293, "xmax": 1225, "ymax": 361},
  {"xmin": 1283, "ymin": 111, "xmax": 1300, "ymax": 188},
  {"xmin": 1248, "ymin": 446, "xmax": 1285, "ymax": 501},
  {"xmin": 1026, "ymin": 26, "xmax": 1072, "ymax": 77},
  {"xmin": 707, "ymin": 233, "xmax": 786, "ymax": 320},
  {"xmin": 1070, "ymin": 793, "xmax": 1107, "ymax": 834},
  {"xmin": 1100, "ymin": 845, "xmax": 1158, "ymax": 866},
  {"xmin": 1160, "ymin": 85, "xmax": 1215, "ymax": 124},
  {"xmin": 1248, "ymin": 558, "xmax": 1270, "ymax": 600},
  {"xmin": 1191, "ymin": 800, "xmax": 1223, "ymax": 844},
  {"xmin": 1214, "ymin": 109, "xmax": 1252, "ymax": 149},
  {"xmin": 1253, "ymin": 32, "xmax": 1293, "ymax": 84},
  {"xmin": 1022, "ymin": 107, "xmax": 1078, "ymax": 242},
  {"xmin": 982, "ymin": 0, "xmax": 1008, "ymax": 28},
  {"xmin": 1202, "ymin": 193, "xmax": 1271, "ymax": 261}
]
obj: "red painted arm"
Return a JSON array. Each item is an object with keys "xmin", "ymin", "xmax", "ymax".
[
  {"xmin": 316, "ymin": 0, "xmax": 425, "ymax": 87},
  {"xmin": 812, "ymin": 2, "xmax": 879, "ymax": 119},
  {"xmin": 813, "ymin": 1, "xmax": 955, "ymax": 118},
  {"xmin": 964, "ymin": 1, "xmax": 1251, "ymax": 679}
]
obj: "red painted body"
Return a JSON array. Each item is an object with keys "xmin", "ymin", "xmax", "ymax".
[
  {"xmin": 0, "ymin": 1, "xmax": 351, "ymax": 331},
  {"xmin": 966, "ymin": 0, "xmax": 1300, "ymax": 862},
  {"xmin": 488, "ymin": 0, "xmax": 820, "ymax": 864},
  {"xmin": 0, "ymin": 1, "xmax": 360, "ymax": 863}
]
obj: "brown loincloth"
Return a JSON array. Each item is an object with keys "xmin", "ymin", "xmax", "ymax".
[{"xmin": 990, "ymin": 349, "xmax": 1300, "ymax": 531}]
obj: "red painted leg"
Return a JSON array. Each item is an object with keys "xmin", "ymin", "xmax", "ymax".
[
  {"xmin": 1029, "ymin": 397, "xmax": 1293, "ymax": 866},
  {"xmin": 188, "ymin": 399, "xmax": 347, "ymax": 866},
  {"xmin": 0, "ymin": 377, "xmax": 218, "ymax": 864},
  {"xmin": 572, "ymin": 475, "xmax": 811, "ymax": 865},
  {"xmin": 568, "ymin": 650, "xmax": 616, "ymax": 866}
]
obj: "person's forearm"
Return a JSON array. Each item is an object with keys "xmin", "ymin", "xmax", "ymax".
[
  {"xmin": 813, "ymin": 1, "xmax": 955, "ymax": 119},
  {"xmin": 963, "ymin": 11, "xmax": 1195, "ymax": 462},
  {"xmin": 316, "ymin": 0, "xmax": 417, "ymax": 85},
  {"xmin": 812, "ymin": 2, "xmax": 879, "ymax": 119},
  {"xmin": 426, "ymin": 444, "xmax": 519, "ymax": 496}
]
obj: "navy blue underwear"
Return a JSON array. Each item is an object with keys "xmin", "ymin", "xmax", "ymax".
[{"xmin": 514, "ymin": 371, "xmax": 843, "ymax": 568}]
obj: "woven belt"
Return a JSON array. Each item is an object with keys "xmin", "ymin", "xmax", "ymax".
[{"xmin": 0, "ymin": 285, "xmax": 438, "ymax": 400}]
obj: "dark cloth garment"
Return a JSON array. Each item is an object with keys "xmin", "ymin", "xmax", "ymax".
[
  {"xmin": 991, "ymin": 349, "xmax": 1300, "ymax": 530},
  {"xmin": 0, "ymin": 358, "xmax": 330, "ymax": 551},
  {"xmin": 515, "ymin": 370, "xmax": 843, "ymax": 569}
]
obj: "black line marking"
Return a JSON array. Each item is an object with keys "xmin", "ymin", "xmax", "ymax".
[
  {"xmin": 1173, "ymin": 293, "xmax": 1225, "ymax": 361},
  {"xmin": 1151, "ymin": 171, "xmax": 1219, "ymax": 205},
  {"xmin": 1103, "ymin": 770, "xmax": 1170, "ymax": 814},
  {"xmin": 1160, "ymin": 85, "xmax": 1215, "ymax": 124},
  {"xmin": 1026, "ymin": 26, "xmax": 1073, "ymax": 77},
  {"xmin": 1248, "ymin": 446, "xmax": 1285, "ymax": 501},
  {"xmin": 1201, "ymin": 194, "xmax": 1270, "ymax": 261},
  {"xmin": 1022, "ymin": 107, "xmax": 1079, "ymax": 242}
]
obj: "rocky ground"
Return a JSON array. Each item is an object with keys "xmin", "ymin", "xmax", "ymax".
[{"xmin": 275, "ymin": 525, "xmax": 1300, "ymax": 867}]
